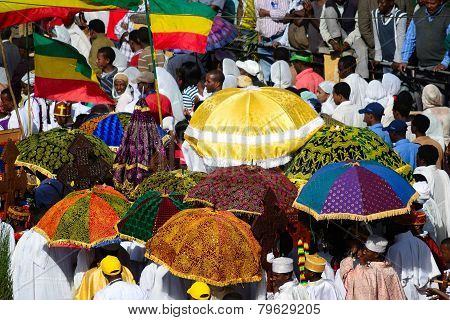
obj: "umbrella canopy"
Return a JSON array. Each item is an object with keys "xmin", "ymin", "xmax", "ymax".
[
  {"xmin": 293, "ymin": 161, "xmax": 418, "ymax": 221},
  {"xmin": 16, "ymin": 128, "xmax": 114, "ymax": 178},
  {"xmin": 116, "ymin": 190, "xmax": 191, "ymax": 244},
  {"xmin": 285, "ymin": 125, "xmax": 413, "ymax": 187},
  {"xmin": 185, "ymin": 165, "xmax": 298, "ymax": 215},
  {"xmin": 34, "ymin": 186, "xmax": 131, "ymax": 248},
  {"xmin": 184, "ymin": 87, "xmax": 323, "ymax": 169},
  {"xmin": 146, "ymin": 208, "xmax": 262, "ymax": 286},
  {"xmin": 79, "ymin": 113, "xmax": 131, "ymax": 151},
  {"xmin": 129, "ymin": 170, "xmax": 206, "ymax": 201}
]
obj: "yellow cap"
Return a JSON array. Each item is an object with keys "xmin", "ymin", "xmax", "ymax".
[
  {"xmin": 99, "ymin": 255, "xmax": 122, "ymax": 276},
  {"xmin": 305, "ymin": 254, "xmax": 326, "ymax": 273},
  {"xmin": 187, "ymin": 282, "xmax": 210, "ymax": 300}
]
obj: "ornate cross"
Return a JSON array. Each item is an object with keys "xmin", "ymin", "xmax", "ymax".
[
  {"xmin": 57, "ymin": 134, "xmax": 111, "ymax": 190},
  {"xmin": 0, "ymin": 140, "xmax": 28, "ymax": 215}
]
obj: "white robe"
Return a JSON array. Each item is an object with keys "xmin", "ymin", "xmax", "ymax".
[
  {"xmin": 140, "ymin": 263, "xmax": 190, "ymax": 300},
  {"xmin": 321, "ymin": 96, "xmax": 337, "ymax": 115},
  {"xmin": 156, "ymin": 67, "xmax": 186, "ymax": 124},
  {"xmin": 0, "ymin": 220, "xmax": 15, "ymax": 256},
  {"xmin": 332, "ymin": 101, "xmax": 365, "ymax": 128},
  {"xmin": 423, "ymin": 198, "xmax": 447, "ymax": 245},
  {"xmin": 386, "ymin": 231, "xmax": 441, "ymax": 300},
  {"xmin": 73, "ymin": 249, "xmax": 95, "ymax": 293},
  {"xmin": 8, "ymin": 94, "xmax": 43, "ymax": 136},
  {"xmin": 381, "ymin": 73, "xmax": 401, "ymax": 127},
  {"xmin": 67, "ymin": 23, "xmax": 91, "ymax": 60},
  {"xmin": 343, "ymin": 73, "xmax": 368, "ymax": 108},
  {"xmin": 94, "ymin": 280, "xmax": 146, "ymax": 300},
  {"xmin": 304, "ymin": 279, "xmax": 342, "ymax": 300},
  {"xmin": 11, "ymin": 229, "xmax": 78, "ymax": 300},
  {"xmin": 269, "ymin": 279, "xmax": 310, "ymax": 300},
  {"xmin": 182, "ymin": 140, "xmax": 208, "ymax": 173}
]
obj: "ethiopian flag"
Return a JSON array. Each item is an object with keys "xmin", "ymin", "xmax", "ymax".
[
  {"xmin": 150, "ymin": 0, "xmax": 216, "ymax": 53},
  {"xmin": 33, "ymin": 33, "xmax": 113, "ymax": 105},
  {"xmin": 0, "ymin": 0, "xmax": 141, "ymax": 29}
]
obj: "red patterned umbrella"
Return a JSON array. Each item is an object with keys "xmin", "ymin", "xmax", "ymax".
[{"xmin": 185, "ymin": 165, "xmax": 298, "ymax": 215}]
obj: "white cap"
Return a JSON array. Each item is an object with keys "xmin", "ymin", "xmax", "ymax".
[
  {"xmin": 271, "ymin": 257, "xmax": 294, "ymax": 273},
  {"xmin": 236, "ymin": 60, "xmax": 260, "ymax": 77},
  {"xmin": 21, "ymin": 71, "xmax": 35, "ymax": 86},
  {"xmin": 318, "ymin": 81, "xmax": 335, "ymax": 94},
  {"xmin": 412, "ymin": 181, "xmax": 431, "ymax": 204},
  {"xmin": 365, "ymin": 235, "xmax": 388, "ymax": 253}
]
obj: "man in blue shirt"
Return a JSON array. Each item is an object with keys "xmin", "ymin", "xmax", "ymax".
[
  {"xmin": 383, "ymin": 120, "xmax": 420, "ymax": 170},
  {"xmin": 359, "ymin": 102, "xmax": 392, "ymax": 146}
]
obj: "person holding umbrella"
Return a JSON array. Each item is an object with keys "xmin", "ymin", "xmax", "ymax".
[{"xmin": 267, "ymin": 257, "xmax": 309, "ymax": 300}]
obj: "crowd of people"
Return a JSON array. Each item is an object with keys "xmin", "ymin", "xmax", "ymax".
[{"xmin": 0, "ymin": 0, "xmax": 449, "ymax": 301}]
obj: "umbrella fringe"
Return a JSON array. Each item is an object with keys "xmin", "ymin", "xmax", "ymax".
[
  {"xmin": 146, "ymin": 253, "xmax": 262, "ymax": 287},
  {"xmin": 114, "ymin": 225, "xmax": 147, "ymax": 246},
  {"xmin": 293, "ymin": 192, "xmax": 420, "ymax": 222},
  {"xmin": 15, "ymin": 160, "xmax": 55, "ymax": 179}
]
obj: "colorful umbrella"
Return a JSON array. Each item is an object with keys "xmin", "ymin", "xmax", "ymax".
[
  {"xmin": 16, "ymin": 128, "xmax": 114, "ymax": 178},
  {"xmin": 116, "ymin": 190, "xmax": 191, "ymax": 244},
  {"xmin": 185, "ymin": 165, "xmax": 298, "ymax": 215},
  {"xmin": 129, "ymin": 170, "xmax": 206, "ymax": 201},
  {"xmin": 184, "ymin": 87, "xmax": 324, "ymax": 168},
  {"xmin": 79, "ymin": 113, "xmax": 131, "ymax": 151},
  {"xmin": 284, "ymin": 125, "xmax": 413, "ymax": 187},
  {"xmin": 34, "ymin": 186, "xmax": 131, "ymax": 248},
  {"xmin": 146, "ymin": 208, "xmax": 262, "ymax": 287},
  {"xmin": 293, "ymin": 161, "xmax": 419, "ymax": 221}
]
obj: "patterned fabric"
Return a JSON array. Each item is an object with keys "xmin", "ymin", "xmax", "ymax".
[
  {"xmin": 206, "ymin": 16, "xmax": 238, "ymax": 51},
  {"xmin": 79, "ymin": 113, "xmax": 132, "ymax": 151},
  {"xmin": 294, "ymin": 161, "xmax": 419, "ymax": 221},
  {"xmin": 186, "ymin": 165, "xmax": 298, "ymax": 215},
  {"xmin": 16, "ymin": 128, "xmax": 114, "ymax": 178},
  {"xmin": 129, "ymin": 170, "xmax": 206, "ymax": 201},
  {"xmin": 297, "ymin": 239, "xmax": 309, "ymax": 284},
  {"xmin": 284, "ymin": 125, "xmax": 413, "ymax": 187},
  {"xmin": 34, "ymin": 186, "xmax": 131, "ymax": 248},
  {"xmin": 146, "ymin": 208, "xmax": 262, "ymax": 286},
  {"xmin": 116, "ymin": 190, "xmax": 191, "ymax": 244},
  {"xmin": 113, "ymin": 105, "xmax": 168, "ymax": 193}
]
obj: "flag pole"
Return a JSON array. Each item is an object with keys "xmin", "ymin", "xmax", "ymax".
[
  {"xmin": 26, "ymin": 23, "xmax": 32, "ymax": 134},
  {"xmin": 0, "ymin": 40, "xmax": 24, "ymax": 138},
  {"xmin": 144, "ymin": 0, "xmax": 163, "ymax": 125}
]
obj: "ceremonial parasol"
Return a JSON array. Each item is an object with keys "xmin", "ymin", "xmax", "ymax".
[
  {"xmin": 184, "ymin": 87, "xmax": 324, "ymax": 169},
  {"xmin": 34, "ymin": 186, "xmax": 131, "ymax": 248},
  {"xmin": 284, "ymin": 125, "xmax": 413, "ymax": 187},
  {"xmin": 185, "ymin": 165, "xmax": 298, "ymax": 215},
  {"xmin": 116, "ymin": 190, "xmax": 191, "ymax": 244},
  {"xmin": 78, "ymin": 113, "xmax": 131, "ymax": 152},
  {"xmin": 16, "ymin": 128, "xmax": 114, "ymax": 178},
  {"xmin": 129, "ymin": 170, "xmax": 206, "ymax": 201},
  {"xmin": 293, "ymin": 161, "xmax": 419, "ymax": 221},
  {"xmin": 146, "ymin": 208, "xmax": 262, "ymax": 286}
]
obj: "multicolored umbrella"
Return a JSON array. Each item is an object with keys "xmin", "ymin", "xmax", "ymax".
[
  {"xmin": 129, "ymin": 170, "xmax": 206, "ymax": 201},
  {"xmin": 34, "ymin": 186, "xmax": 131, "ymax": 248},
  {"xmin": 185, "ymin": 165, "xmax": 298, "ymax": 215},
  {"xmin": 284, "ymin": 125, "xmax": 413, "ymax": 187},
  {"xmin": 16, "ymin": 128, "xmax": 114, "ymax": 178},
  {"xmin": 79, "ymin": 113, "xmax": 131, "ymax": 151},
  {"xmin": 293, "ymin": 161, "xmax": 418, "ymax": 221},
  {"xmin": 184, "ymin": 87, "xmax": 324, "ymax": 169},
  {"xmin": 116, "ymin": 190, "xmax": 191, "ymax": 244},
  {"xmin": 146, "ymin": 208, "xmax": 262, "ymax": 287}
]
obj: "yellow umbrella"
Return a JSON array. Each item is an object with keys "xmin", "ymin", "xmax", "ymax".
[{"xmin": 184, "ymin": 88, "xmax": 324, "ymax": 168}]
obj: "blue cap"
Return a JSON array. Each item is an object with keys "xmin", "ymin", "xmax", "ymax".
[
  {"xmin": 382, "ymin": 120, "xmax": 408, "ymax": 132},
  {"xmin": 358, "ymin": 102, "xmax": 384, "ymax": 117}
]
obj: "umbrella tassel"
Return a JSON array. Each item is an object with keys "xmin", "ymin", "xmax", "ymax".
[{"xmin": 297, "ymin": 239, "xmax": 309, "ymax": 285}]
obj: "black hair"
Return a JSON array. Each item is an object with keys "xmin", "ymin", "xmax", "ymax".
[
  {"xmin": 273, "ymin": 47, "xmax": 290, "ymax": 62},
  {"xmin": 175, "ymin": 120, "xmax": 189, "ymax": 142},
  {"xmin": 338, "ymin": 56, "xmax": 356, "ymax": 72},
  {"xmin": 98, "ymin": 47, "xmax": 116, "ymax": 64},
  {"xmin": 413, "ymin": 174, "xmax": 428, "ymax": 183},
  {"xmin": 1, "ymin": 88, "xmax": 12, "ymax": 100},
  {"xmin": 333, "ymin": 82, "xmax": 351, "ymax": 100},
  {"xmin": 207, "ymin": 69, "xmax": 225, "ymax": 85},
  {"xmin": 88, "ymin": 19, "xmax": 106, "ymax": 33},
  {"xmin": 285, "ymin": 87, "xmax": 300, "ymax": 95},
  {"xmin": 1, "ymin": 27, "xmax": 12, "ymax": 40},
  {"xmin": 417, "ymin": 144, "xmax": 439, "ymax": 166},
  {"xmin": 176, "ymin": 61, "xmax": 201, "ymax": 89},
  {"xmin": 393, "ymin": 91, "xmax": 413, "ymax": 117},
  {"xmin": 129, "ymin": 30, "xmax": 140, "ymax": 44},
  {"xmin": 90, "ymin": 104, "xmax": 111, "ymax": 114},
  {"xmin": 138, "ymin": 27, "xmax": 150, "ymax": 45},
  {"xmin": 411, "ymin": 114, "xmax": 430, "ymax": 134},
  {"xmin": 442, "ymin": 238, "xmax": 450, "ymax": 248}
]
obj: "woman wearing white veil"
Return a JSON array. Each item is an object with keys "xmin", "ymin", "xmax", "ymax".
[
  {"xmin": 222, "ymin": 58, "xmax": 240, "ymax": 89},
  {"xmin": 270, "ymin": 61, "xmax": 292, "ymax": 89},
  {"xmin": 156, "ymin": 67, "xmax": 186, "ymax": 124},
  {"xmin": 422, "ymin": 84, "xmax": 449, "ymax": 148},
  {"xmin": 381, "ymin": 73, "xmax": 401, "ymax": 127}
]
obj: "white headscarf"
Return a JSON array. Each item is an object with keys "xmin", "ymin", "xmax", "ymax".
[
  {"xmin": 53, "ymin": 25, "xmax": 71, "ymax": 45},
  {"xmin": 270, "ymin": 61, "xmax": 292, "ymax": 89},
  {"xmin": 318, "ymin": 81, "xmax": 337, "ymax": 115},
  {"xmin": 156, "ymin": 67, "xmax": 185, "ymax": 124},
  {"xmin": 112, "ymin": 47, "xmax": 128, "ymax": 72},
  {"xmin": 422, "ymin": 84, "xmax": 443, "ymax": 110},
  {"xmin": 365, "ymin": 80, "xmax": 388, "ymax": 108},
  {"xmin": 113, "ymin": 73, "xmax": 135, "ymax": 113},
  {"xmin": 112, "ymin": 73, "xmax": 131, "ymax": 100},
  {"xmin": 413, "ymin": 166, "xmax": 435, "ymax": 196},
  {"xmin": 222, "ymin": 58, "xmax": 239, "ymax": 89},
  {"xmin": 21, "ymin": 71, "xmax": 35, "ymax": 86},
  {"xmin": 381, "ymin": 73, "xmax": 401, "ymax": 96},
  {"xmin": 223, "ymin": 76, "xmax": 237, "ymax": 89},
  {"xmin": 318, "ymin": 81, "xmax": 335, "ymax": 95}
]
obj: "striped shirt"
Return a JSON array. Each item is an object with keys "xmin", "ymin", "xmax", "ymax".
[
  {"xmin": 100, "ymin": 67, "xmax": 118, "ymax": 98},
  {"xmin": 182, "ymin": 85, "xmax": 198, "ymax": 109},
  {"xmin": 255, "ymin": 0, "xmax": 290, "ymax": 38},
  {"xmin": 138, "ymin": 47, "xmax": 166, "ymax": 72}
]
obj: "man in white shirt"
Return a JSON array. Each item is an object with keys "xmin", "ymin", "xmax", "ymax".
[
  {"xmin": 94, "ymin": 256, "xmax": 146, "ymax": 300},
  {"xmin": 303, "ymin": 254, "xmax": 342, "ymax": 300},
  {"xmin": 331, "ymin": 82, "xmax": 365, "ymax": 127},
  {"xmin": 338, "ymin": 55, "xmax": 368, "ymax": 108},
  {"xmin": 267, "ymin": 257, "xmax": 309, "ymax": 300}
]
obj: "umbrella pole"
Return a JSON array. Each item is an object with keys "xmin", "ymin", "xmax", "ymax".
[
  {"xmin": 0, "ymin": 40, "xmax": 24, "ymax": 138},
  {"xmin": 144, "ymin": 0, "xmax": 163, "ymax": 125},
  {"xmin": 26, "ymin": 23, "xmax": 32, "ymax": 134}
]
